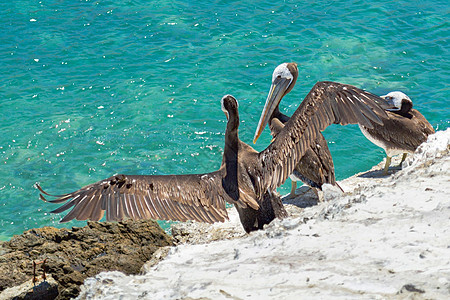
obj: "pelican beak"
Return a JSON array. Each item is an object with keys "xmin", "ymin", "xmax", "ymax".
[
  {"xmin": 380, "ymin": 95, "xmax": 399, "ymax": 111},
  {"xmin": 253, "ymin": 77, "xmax": 291, "ymax": 143},
  {"xmin": 224, "ymin": 111, "xmax": 229, "ymax": 120}
]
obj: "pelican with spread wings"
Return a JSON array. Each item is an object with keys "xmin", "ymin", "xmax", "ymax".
[{"xmin": 38, "ymin": 84, "xmax": 392, "ymax": 232}]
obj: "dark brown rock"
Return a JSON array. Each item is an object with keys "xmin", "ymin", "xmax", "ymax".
[{"xmin": 0, "ymin": 219, "xmax": 172, "ymax": 300}]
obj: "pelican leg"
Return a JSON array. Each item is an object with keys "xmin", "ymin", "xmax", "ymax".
[
  {"xmin": 383, "ymin": 156, "xmax": 392, "ymax": 175},
  {"xmin": 398, "ymin": 153, "xmax": 408, "ymax": 167},
  {"xmin": 289, "ymin": 180, "xmax": 297, "ymax": 197}
]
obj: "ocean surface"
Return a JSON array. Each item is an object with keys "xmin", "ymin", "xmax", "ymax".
[{"xmin": 0, "ymin": 0, "xmax": 448, "ymax": 241}]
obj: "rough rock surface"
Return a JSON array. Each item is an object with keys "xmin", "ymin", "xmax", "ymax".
[
  {"xmin": 0, "ymin": 220, "xmax": 172, "ymax": 299},
  {"xmin": 0, "ymin": 275, "xmax": 59, "ymax": 300},
  {"xmin": 77, "ymin": 129, "xmax": 450, "ymax": 299}
]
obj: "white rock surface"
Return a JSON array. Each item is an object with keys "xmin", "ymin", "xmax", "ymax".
[{"xmin": 77, "ymin": 129, "xmax": 450, "ymax": 300}]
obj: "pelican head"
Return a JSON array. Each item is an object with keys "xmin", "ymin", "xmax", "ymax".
[
  {"xmin": 221, "ymin": 94, "xmax": 238, "ymax": 120},
  {"xmin": 253, "ymin": 62, "xmax": 298, "ymax": 143},
  {"xmin": 382, "ymin": 91, "xmax": 413, "ymax": 112}
]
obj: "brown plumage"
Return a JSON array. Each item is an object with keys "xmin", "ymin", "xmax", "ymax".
[
  {"xmin": 269, "ymin": 118, "xmax": 338, "ymax": 197},
  {"xmin": 38, "ymin": 86, "xmax": 391, "ymax": 233},
  {"xmin": 359, "ymin": 91, "xmax": 435, "ymax": 174},
  {"xmin": 255, "ymin": 63, "xmax": 339, "ymax": 198}
]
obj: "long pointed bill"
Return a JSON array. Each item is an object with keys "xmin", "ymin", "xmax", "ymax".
[{"xmin": 253, "ymin": 77, "xmax": 291, "ymax": 143}]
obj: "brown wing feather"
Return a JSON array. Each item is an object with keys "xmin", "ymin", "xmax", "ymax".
[
  {"xmin": 37, "ymin": 169, "xmax": 236, "ymax": 224},
  {"xmin": 293, "ymin": 133, "xmax": 336, "ymax": 187},
  {"xmin": 270, "ymin": 118, "xmax": 336, "ymax": 188},
  {"xmin": 257, "ymin": 81, "xmax": 389, "ymax": 191}
]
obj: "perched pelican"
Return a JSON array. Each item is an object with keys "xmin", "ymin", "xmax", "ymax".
[
  {"xmin": 38, "ymin": 89, "xmax": 391, "ymax": 233},
  {"xmin": 359, "ymin": 91, "xmax": 435, "ymax": 174},
  {"xmin": 254, "ymin": 63, "xmax": 340, "ymax": 199}
]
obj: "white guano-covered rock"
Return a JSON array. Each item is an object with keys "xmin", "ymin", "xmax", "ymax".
[{"xmin": 77, "ymin": 129, "xmax": 450, "ymax": 300}]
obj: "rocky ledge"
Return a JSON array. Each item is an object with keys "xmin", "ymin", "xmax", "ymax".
[{"xmin": 0, "ymin": 220, "xmax": 172, "ymax": 299}]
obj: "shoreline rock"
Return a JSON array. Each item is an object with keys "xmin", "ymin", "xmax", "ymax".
[{"xmin": 0, "ymin": 220, "xmax": 172, "ymax": 299}]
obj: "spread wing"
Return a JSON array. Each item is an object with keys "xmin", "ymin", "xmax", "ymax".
[
  {"xmin": 257, "ymin": 81, "xmax": 390, "ymax": 191},
  {"xmin": 37, "ymin": 170, "xmax": 234, "ymax": 224}
]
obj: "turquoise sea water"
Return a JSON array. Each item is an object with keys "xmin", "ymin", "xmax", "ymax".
[{"xmin": 0, "ymin": 0, "xmax": 448, "ymax": 240}]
